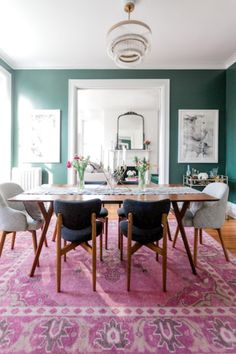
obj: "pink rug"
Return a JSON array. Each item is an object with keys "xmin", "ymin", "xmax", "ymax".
[{"xmin": 0, "ymin": 219, "xmax": 236, "ymax": 353}]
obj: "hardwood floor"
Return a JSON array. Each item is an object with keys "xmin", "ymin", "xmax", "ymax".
[
  {"xmin": 106, "ymin": 205, "xmax": 236, "ymax": 256},
  {"xmin": 206, "ymin": 218, "xmax": 236, "ymax": 256}
]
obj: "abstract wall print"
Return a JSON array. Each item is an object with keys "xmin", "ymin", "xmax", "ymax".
[
  {"xmin": 178, "ymin": 110, "xmax": 218, "ymax": 163},
  {"xmin": 24, "ymin": 109, "xmax": 60, "ymax": 163}
]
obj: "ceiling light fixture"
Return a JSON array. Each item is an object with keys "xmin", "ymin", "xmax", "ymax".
[{"xmin": 107, "ymin": 0, "xmax": 152, "ymax": 68}]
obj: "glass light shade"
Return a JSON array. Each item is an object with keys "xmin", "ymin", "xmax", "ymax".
[{"xmin": 107, "ymin": 20, "xmax": 152, "ymax": 68}]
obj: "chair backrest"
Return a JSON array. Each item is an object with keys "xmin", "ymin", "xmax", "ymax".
[
  {"xmin": 123, "ymin": 199, "xmax": 170, "ymax": 229},
  {"xmin": 0, "ymin": 182, "xmax": 25, "ymax": 211},
  {"xmin": 194, "ymin": 182, "xmax": 229, "ymax": 228},
  {"xmin": 203, "ymin": 182, "xmax": 229, "ymax": 201},
  {"xmin": 54, "ymin": 199, "xmax": 102, "ymax": 230},
  {"xmin": 0, "ymin": 191, "xmax": 8, "ymax": 208}
]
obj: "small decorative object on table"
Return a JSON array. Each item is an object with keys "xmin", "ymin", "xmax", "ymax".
[
  {"xmin": 134, "ymin": 156, "xmax": 150, "ymax": 190},
  {"xmin": 144, "ymin": 139, "xmax": 151, "ymax": 150},
  {"xmin": 186, "ymin": 164, "xmax": 191, "ymax": 177},
  {"xmin": 67, "ymin": 155, "xmax": 90, "ymax": 190},
  {"xmin": 198, "ymin": 172, "xmax": 208, "ymax": 180}
]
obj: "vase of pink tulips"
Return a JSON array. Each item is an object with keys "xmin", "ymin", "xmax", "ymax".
[
  {"xmin": 134, "ymin": 156, "xmax": 150, "ymax": 190},
  {"xmin": 67, "ymin": 155, "xmax": 90, "ymax": 190}
]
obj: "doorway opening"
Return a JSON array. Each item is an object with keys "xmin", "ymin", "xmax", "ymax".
[{"xmin": 68, "ymin": 79, "xmax": 170, "ymax": 184}]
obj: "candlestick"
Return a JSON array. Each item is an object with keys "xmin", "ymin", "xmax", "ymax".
[
  {"xmin": 117, "ymin": 150, "xmax": 120, "ymax": 168},
  {"xmin": 122, "ymin": 146, "xmax": 126, "ymax": 166}
]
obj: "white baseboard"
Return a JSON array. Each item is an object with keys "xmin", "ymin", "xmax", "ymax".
[{"xmin": 227, "ymin": 201, "xmax": 236, "ymax": 219}]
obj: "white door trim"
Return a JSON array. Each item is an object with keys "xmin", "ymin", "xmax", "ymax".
[{"xmin": 68, "ymin": 79, "xmax": 170, "ymax": 184}]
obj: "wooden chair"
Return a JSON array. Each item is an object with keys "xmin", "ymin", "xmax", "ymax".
[
  {"xmin": 119, "ymin": 199, "xmax": 170, "ymax": 292},
  {"xmin": 172, "ymin": 182, "xmax": 229, "ymax": 266},
  {"xmin": 52, "ymin": 205, "xmax": 108, "ymax": 249},
  {"xmin": 54, "ymin": 198, "xmax": 103, "ymax": 292},
  {"xmin": 0, "ymin": 182, "xmax": 44, "ymax": 260},
  {"xmin": 118, "ymin": 204, "xmax": 172, "ymax": 248}
]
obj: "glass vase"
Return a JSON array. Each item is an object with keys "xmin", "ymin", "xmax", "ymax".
[
  {"xmin": 77, "ymin": 169, "xmax": 85, "ymax": 190},
  {"xmin": 138, "ymin": 170, "xmax": 146, "ymax": 190}
]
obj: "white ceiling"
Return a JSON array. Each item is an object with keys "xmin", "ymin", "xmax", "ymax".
[{"xmin": 0, "ymin": 0, "xmax": 236, "ymax": 69}]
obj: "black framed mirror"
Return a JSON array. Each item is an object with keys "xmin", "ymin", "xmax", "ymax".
[{"xmin": 116, "ymin": 111, "xmax": 145, "ymax": 150}]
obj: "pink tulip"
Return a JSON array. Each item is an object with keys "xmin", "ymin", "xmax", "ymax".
[{"xmin": 66, "ymin": 161, "xmax": 72, "ymax": 168}]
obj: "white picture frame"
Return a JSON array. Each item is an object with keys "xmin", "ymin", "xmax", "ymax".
[
  {"xmin": 24, "ymin": 109, "xmax": 60, "ymax": 163},
  {"xmin": 178, "ymin": 109, "xmax": 219, "ymax": 163}
]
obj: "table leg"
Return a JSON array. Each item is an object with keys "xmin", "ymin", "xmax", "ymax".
[
  {"xmin": 30, "ymin": 201, "xmax": 54, "ymax": 277},
  {"xmin": 172, "ymin": 201, "xmax": 197, "ymax": 275}
]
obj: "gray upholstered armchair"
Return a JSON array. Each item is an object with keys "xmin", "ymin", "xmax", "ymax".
[
  {"xmin": 174, "ymin": 182, "xmax": 229, "ymax": 266},
  {"xmin": 0, "ymin": 182, "xmax": 43, "ymax": 257}
]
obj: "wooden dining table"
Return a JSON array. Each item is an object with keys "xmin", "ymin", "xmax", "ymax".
[{"xmin": 9, "ymin": 183, "xmax": 218, "ymax": 278}]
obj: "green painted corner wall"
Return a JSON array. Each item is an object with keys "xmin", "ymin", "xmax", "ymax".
[
  {"xmin": 0, "ymin": 58, "xmax": 13, "ymax": 73},
  {"xmin": 226, "ymin": 62, "xmax": 236, "ymax": 202},
  {"xmin": 13, "ymin": 69, "xmax": 226, "ymax": 184}
]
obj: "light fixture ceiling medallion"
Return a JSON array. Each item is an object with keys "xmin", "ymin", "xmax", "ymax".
[{"xmin": 107, "ymin": 0, "xmax": 152, "ymax": 68}]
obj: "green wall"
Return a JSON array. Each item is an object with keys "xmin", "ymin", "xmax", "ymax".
[
  {"xmin": 226, "ymin": 62, "xmax": 236, "ymax": 202},
  {"xmin": 13, "ymin": 69, "xmax": 226, "ymax": 184}
]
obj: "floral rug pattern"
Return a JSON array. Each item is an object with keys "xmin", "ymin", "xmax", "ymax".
[{"xmin": 0, "ymin": 219, "xmax": 236, "ymax": 353}]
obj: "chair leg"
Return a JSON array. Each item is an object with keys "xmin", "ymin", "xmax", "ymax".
[
  {"xmin": 193, "ymin": 228, "xmax": 198, "ymax": 266},
  {"xmin": 167, "ymin": 221, "xmax": 172, "ymax": 241},
  {"xmin": 162, "ymin": 247, "xmax": 167, "ymax": 292},
  {"xmin": 105, "ymin": 217, "xmax": 108, "ymax": 250},
  {"xmin": 118, "ymin": 217, "xmax": 121, "ymax": 249},
  {"xmin": 120, "ymin": 233, "xmax": 123, "ymax": 261},
  {"xmin": 127, "ymin": 243, "xmax": 131, "ymax": 291},
  {"xmin": 156, "ymin": 240, "xmax": 159, "ymax": 261},
  {"xmin": 52, "ymin": 223, "xmax": 57, "ymax": 242},
  {"xmin": 56, "ymin": 222, "xmax": 62, "ymax": 293},
  {"xmin": 199, "ymin": 228, "xmax": 203, "ymax": 244},
  {"xmin": 100, "ymin": 234, "xmax": 103, "ymax": 261},
  {"xmin": 0, "ymin": 231, "xmax": 7, "ymax": 257},
  {"xmin": 64, "ymin": 240, "xmax": 67, "ymax": 262},
  {"xmin": 11, "ymin": 232, "xmax": 16, "ymax": 250},
  {"xmin": 31, "ymin": 231, "xmax": 40, "ymax": 267},
  {"xmin": 92, "ymin": 241, "xmax": 96, "ymax": 292},
  {"xmin": 162, "ymin": 214, "xmax": 168, "ymax": 292},
  {"xmin": 92, "ymin": 214, "xmax": 97, "ymax": 292},
  {"xmin": 127, "ymin": 214, "xmax": 132, "ymax": 291},
  {"xmin": 44, "ymin": 237, "xmax": 48, "ymax": 248},
  {"xmin": 217, "ymin": 228, "xmax": 229, "ymax": 262},
  {"xmin": 172, "ymin": 226, "xmax": 179, "ymax": 248}
]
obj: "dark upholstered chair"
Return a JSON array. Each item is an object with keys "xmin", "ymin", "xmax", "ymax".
[
  {"xmin": 117, "ymin": 204, "xmax": 172, "ymax": 248},
  {"xmin": 52, "ymin": 205, "xmax": 109, "ymax": 250},
  {"xmin": 119, "ymin": 199, "xmax": 170, "ymax": 292},
  {"xmin": 54, "ymin": 199, "xmax": 103, "ymax": 292}
]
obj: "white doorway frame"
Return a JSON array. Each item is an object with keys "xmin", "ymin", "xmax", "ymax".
[
  {"xmin": 0, "ymin": 66, "xmax": 12, "ymax": 182},
  {"xmin": 68, "ymin": 79, "xmax": 170, "ymax": 184}
]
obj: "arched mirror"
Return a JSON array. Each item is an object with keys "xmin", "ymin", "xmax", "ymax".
[{"xmin": 116, "ymin": 111, "xmax": 145, "ymax": 150}]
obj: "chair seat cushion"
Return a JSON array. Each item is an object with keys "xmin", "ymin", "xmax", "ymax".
[
  {"xmin": 117, "ymin": 207, "xmax": 126, "ymax": 218},
  {"xmin": 99, "ymin": 207, "xmax": 108, "ymax": 218},
  {"xmin": 120, "ymin": 220, "xmax": 163, "ymax": 245},
  {"xmin": 61, "ymin": 220, "xmax": 103, "ymax": 243}
]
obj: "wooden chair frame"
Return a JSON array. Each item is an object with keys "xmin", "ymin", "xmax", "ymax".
[
  {"xmin": 0, "ymin": 230, "xmax": 40, "ymax": 266},
  {"xmin": 56, "ymin": 212, "xmax": 102, "ymax": 293},
  {"xmin": 172, "ymin": 226, "xmax": 229, "ymax": 266},
  {"xmin": 120, "ymin": 212, "xmax": 168, "ymax": 292}
]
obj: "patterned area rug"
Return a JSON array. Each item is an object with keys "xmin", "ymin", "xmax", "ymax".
[{"xmin": 0, "ymin": 219, "xmax": 236, "ymax": 353}]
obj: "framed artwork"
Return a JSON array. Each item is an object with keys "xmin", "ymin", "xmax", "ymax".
[
  {"xmin": 178, "ymin": 109, "xmax": 219, "ymax": 163},
  {"xmin": 24, "ymin": 109, "xmax": 60, "ymax": 163},
  {"xmin": 118, "ymin": 137, "xmax": 131, "ymax": 150}
]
